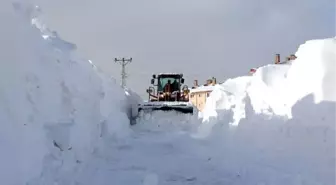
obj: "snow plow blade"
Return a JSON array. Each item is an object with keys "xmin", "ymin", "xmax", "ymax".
[
  {"xmin": 130, "ymin": 101, "xmax": 194, "ymax": 125},
  {"xmin": 138, "ymin": 101, "xmax": 194, "ymax": 114}
]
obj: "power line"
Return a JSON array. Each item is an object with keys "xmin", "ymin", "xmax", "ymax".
[{"xmin": 114, "ymin": 57, "xmax": 132, "ymax": 88}]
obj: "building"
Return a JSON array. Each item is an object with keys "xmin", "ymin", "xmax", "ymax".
[
  {"xmin": 275, "ymin": 53, "xmax": 297, "ymax": 64},
  {"xmin": 249, "ymin": 53, "xmax": 297, "ymax": 75},
  {"xmin": 189, "ymin": 77, "xmax": 218, "ymax": 111}
]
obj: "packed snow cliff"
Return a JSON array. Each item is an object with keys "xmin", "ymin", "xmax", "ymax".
[
  {"xmin": 198, "ymin": 37, "xmax": 336, "ymax": 184},
  {"xmin": 201, "ymin": 37, "xmax": 336, "ymax": 125},
  {"xmin": 0, "ymin": 2, "xmax": 140, "ymax": 184}
]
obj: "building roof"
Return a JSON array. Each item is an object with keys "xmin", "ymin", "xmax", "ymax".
[{"xmin": 189, "ymin": 85, "xmax": 217, "ymax": 93}]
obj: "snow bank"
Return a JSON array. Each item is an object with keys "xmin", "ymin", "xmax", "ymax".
[
  {"xmin": 199, "ymin": 37, "xmax": 336, "ymax": 184},
  {"xmin": 0, "ymin": 2, "xmax": 139, "ymax": 184},
  {"xmin": 202, "ymin": 37, "xmax": 336, "ymax": 125}
]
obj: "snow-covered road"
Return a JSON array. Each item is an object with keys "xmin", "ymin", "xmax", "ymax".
[
  {"xmin": 76, "ymin": 123, "xmax": 236, "ymax": 185},
  {"xmin": 67, "ymin": 117, "xmax": 332, "ymax": 185}
]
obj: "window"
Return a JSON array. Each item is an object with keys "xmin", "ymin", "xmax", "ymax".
[{"xmin": 157, "ymin": 76, "xmax": 180, "ymax": 92}]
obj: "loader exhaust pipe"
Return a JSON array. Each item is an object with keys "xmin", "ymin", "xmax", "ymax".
[
  {"xmin": 194, "ymin": 80, "xmax": 198, "ymax": 87},
  {"xmin": 275, "ymin": 54, "xmax": 280, "ymax": 64}
]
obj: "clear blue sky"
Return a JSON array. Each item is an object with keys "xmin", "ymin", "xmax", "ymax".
[{"xmin": 33, "ymin": 0, "xmax": 335, "ymax": 98}]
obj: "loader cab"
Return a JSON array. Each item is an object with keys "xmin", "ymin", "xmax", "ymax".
[{"xmin": 154, "ymin": 74, "xmax": 184, "ymax": 93}]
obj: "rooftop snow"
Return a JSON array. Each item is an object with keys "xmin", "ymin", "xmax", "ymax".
[{"xmin": 189, "ymin": 85, "xmax": 218, "ymax": 93}]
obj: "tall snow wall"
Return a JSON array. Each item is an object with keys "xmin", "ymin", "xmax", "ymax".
[
  {"xmin": 201, "ymin": 37, "xmax": 336, "ymax": 126},
  {"xmin": 199, "ymin": 37, "xmax": 336, "ymax": 184},
  {"xmin": 0, "ymin": 2, "xmax": 140, "ymax": 184}
]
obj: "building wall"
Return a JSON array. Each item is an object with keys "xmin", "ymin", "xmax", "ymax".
[{"xmin": 189, "ymin": 91, "xmax": 211, "ymax": 111}]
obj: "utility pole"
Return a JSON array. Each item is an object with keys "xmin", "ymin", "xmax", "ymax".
[{"xmin": 114, "ymin": 57, "xmax": 132, "ymax": 88}]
